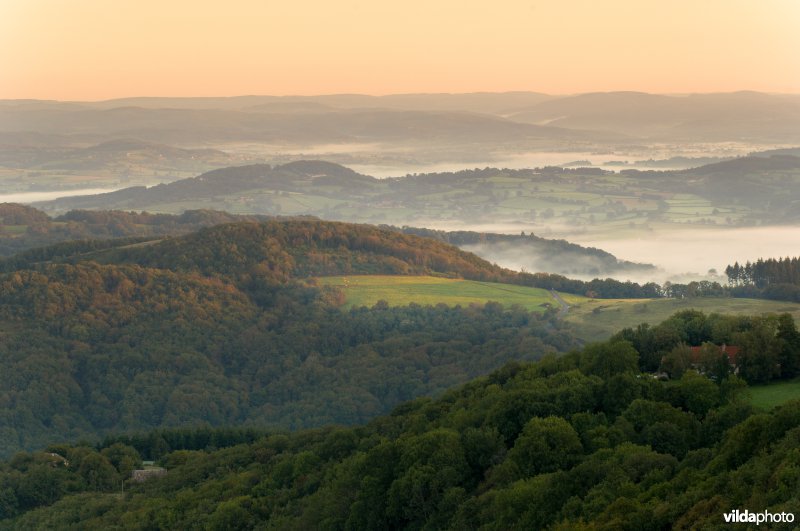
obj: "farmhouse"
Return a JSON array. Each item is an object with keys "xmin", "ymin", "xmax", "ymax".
[{"xmin": 689, "ymin": 343, "xmax": 740, "ymax": 371}]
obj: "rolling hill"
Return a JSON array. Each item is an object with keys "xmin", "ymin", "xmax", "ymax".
[
  {"xmin": 0, "ymin": 139, "xmax": 235, "ymax": 172},
  {"xmin": 0, "ymin": 105, "xmax": 595, "ymax": 146},
  {"xmin": 0, "ymin": 203, "xmax": 657, "ymax": 279},
  {"xmin": 36, "ymin": 154, "xmax": 800, "ymax": 231},
  {"xmin": 508, "ymin": 91, "xmax": 800, "ymax": 141},
  {"xmin": 0, "ymin": 219, "xmax": 590, "ymax": 456}
]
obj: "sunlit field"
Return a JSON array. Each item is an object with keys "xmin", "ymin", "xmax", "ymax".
[
  {"xmin": 318, "ymin": 275, "xmax": 800, "ymax": 343},
  {"xmin": 316, "ymin": 275, "xmax": 560, "ymax": 312}
]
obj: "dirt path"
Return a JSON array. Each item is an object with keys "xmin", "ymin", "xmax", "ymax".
[{"xmin": 550, "ymin": 289, "xmax": 570, "ymax": 317}]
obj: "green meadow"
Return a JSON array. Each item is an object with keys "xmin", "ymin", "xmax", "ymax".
[
  {"xmin": 317, "ymin": 275, "xmax": 800, "ymax": 344},
  {"xmin": 563, "ymin": 296, "xmax": 800, "ymax": 342},
  {"xmin": 315, "ymin": 275, "xmax": 559, "ymax": 312},
  {"xmin": 748, "ymin": 378, "xmax": 800, "ymax": 410}
]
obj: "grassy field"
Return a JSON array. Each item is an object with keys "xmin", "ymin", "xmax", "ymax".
[
  {"xmin": 749, "ymin": 378, "xmax": 800, "ymax": 410},
  {"xmin": 564, "ymin": 296, "xmax": 800, "ymax": 342},
  {"xmin": 317, "ymin": 275, "xmax": 800, "ymax": 343},
  {"xmin": 0, "ymin": 225, "xmax": 27, "ymax": 235},
  {"xmin": 316, "ymin": 275, "xmax": 558, "ymax": 312}
]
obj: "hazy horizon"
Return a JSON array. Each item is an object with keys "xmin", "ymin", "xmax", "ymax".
[
  {"xmin": 3, "ymin": 0, "xmax": 799, "ymax": 100},
  {"xmin": 4, "ymin": 89, "xmax": 800, "ymax": 104}
]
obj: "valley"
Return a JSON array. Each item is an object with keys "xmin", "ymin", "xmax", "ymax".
[
  {"xmin": 4, "ymin": 0, "xmax": 800, "ymax": 526},
  {"xmin": 19, "ymin": 152, "xmax": 800, "ymax": 282}
]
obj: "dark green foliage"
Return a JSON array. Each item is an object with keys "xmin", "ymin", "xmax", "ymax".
[
  {"xmin": 616, "ymin": 310, "xmax": 799, "ymax": 387},
  {"xmin": 777, "ymin": 313, "xmax": 800, "ymax": 378},
  {"xmin": 3, "ymin": 340, "xmax": 798, "ymax": 530},
  {"xmin": 726, "ymin": 256, "xmax": 800, "ymax": 302},
  {"xmin": 735, "ymin": 317, "xmax": 783, "ymax": 383},
  {"xmin": 579, "ymin": 340, "xmax": 639, "ymax": 379},
  {"xmin": 503, "ymin": 416, "xmax": 583, "ymax": 478}
]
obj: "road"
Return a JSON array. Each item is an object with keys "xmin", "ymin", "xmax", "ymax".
[{"xmin": 549, "ymin": 289, "xmax": 570, "ymax": 317}]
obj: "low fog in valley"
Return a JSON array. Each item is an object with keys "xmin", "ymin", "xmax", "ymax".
[{"xmin": 2, "ymin": 92, "xmax": 799, "ymax": 284}]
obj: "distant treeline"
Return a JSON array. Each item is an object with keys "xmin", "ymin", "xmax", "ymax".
[
  {"xmin": 725, "ymin": 257, "xmax": 800, "ymax": 302},
  {"xmin": 0, "ymin": 203, "xmax": 270, "ymax": 256},
  {"xmin": 396, "ymin": 165, "xmax": 611, "ymax": 183}
]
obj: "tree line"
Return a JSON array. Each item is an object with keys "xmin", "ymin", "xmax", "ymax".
[
  {"xmin": 614, "ymin": 309, "xmax": 800, "ymax": 384},
  {"xmin": 725, "ymin": 256, "xmax": 800, "ymax": 302}
]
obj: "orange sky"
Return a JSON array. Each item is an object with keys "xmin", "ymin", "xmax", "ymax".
[{"xmin": 1, "ymin": 0, "xmax": 798, "ymax": 100}]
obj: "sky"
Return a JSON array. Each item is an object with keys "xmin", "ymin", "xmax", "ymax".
[{"xmin": 1, "ymin": 0, "xmax": 799, "ymax": 100}]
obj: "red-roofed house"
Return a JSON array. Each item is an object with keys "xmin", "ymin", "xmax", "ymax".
[{"xmin": 689, "ymin": 344, "xmax": 740, "ymax": 371}]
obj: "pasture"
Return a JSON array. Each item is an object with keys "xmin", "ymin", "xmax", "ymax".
[
  {"xmin": 317, "ymin": 275, "xmax": 800, "ymax": 344},
  {"xmin": 564, "ymin": 296, "xmax": 800, "ymax": 342},
  {"xmin": 316, "ymin": 275, "xmax": 558, "ymax": 312},
  {"xmin": 748, "ymin": 378, "xmax": 800, "ymax": 410}
]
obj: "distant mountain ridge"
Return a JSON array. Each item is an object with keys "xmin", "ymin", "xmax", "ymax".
[
  {"xmin": 0, "ymin": 106, "xmax": 596, "ymax": 146},
  {"xmin": 0, "ymin": 92, "xmax": 556, "ymax": 113},
  {"xmin": 507, "ymin": 91, "xmax": 800, "ymax": 141},
  {"xmin": 1, "ymin": 91, "xmax": 796, "ymax": 146},
  {"xmin": 0, "ymin": 138, "xmax": 233, "ymax": 171}
]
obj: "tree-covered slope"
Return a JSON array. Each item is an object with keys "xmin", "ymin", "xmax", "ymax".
[
  {"xmin": 0, "ymin": 202, "xmax": 268, "ymax": 257},
  {"xmin": 3, "ymin": 324, "xmax": 799, "ymax": 529},
  {"xmin": 5, "ymin": 218, "xmax": 662, "ymax": 298},
  {"xmin": 0, "ymin": 220, "xmax": 583, "ymax": 458},
  {"xmin": 87, "ymin": 219, "xmax": 509, "ymax": 280},
  {"xmin": 3, "ymin": 218, "xmax": 779, "ymax": 462},
  {"xmin": 1, "ymin": 204, "xmax": 656, "ymax": 280}
]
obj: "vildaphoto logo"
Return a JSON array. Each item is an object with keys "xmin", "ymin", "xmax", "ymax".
[{"xmin": 723, "ymin": 509, "xmax": 795, "ymax": 525}]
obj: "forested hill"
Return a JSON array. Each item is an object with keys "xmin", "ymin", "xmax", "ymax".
[
  {"xmin": 35, "ymin": 154, "xmax": 800, "ymax": 227},
  {"xmin": 0, "ymin": 204, "xmax": 656, "ymax": 280},
  {"xmin": 37, "ymin": 161, "xmax": 377, "ymax": 212},
  {"xmin": 3, "ymin": 219, "xmax": 662, "ymax": 298},
  {"xmin": 0, "ymin": 219, "xmax": 588, "ymax": 457},
  {"xmin": 0, "ymin": 203, "xmax": 270, "ymax": 257},
  {"xmin": 5, "ymin": 220, "xmax": 504, "ymax": 281},
  {"xmin": 2, "ymin": 217, "xmax": 800, "ymax": 526}
]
